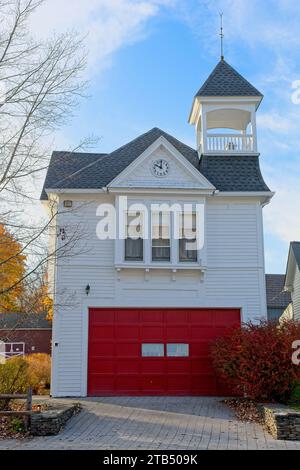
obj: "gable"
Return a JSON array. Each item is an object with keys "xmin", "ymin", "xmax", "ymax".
[
  {"xmin": 108, "ymin": 137, "xmax": 215, "ymax": 191},
  {"xmin": 41, "ymin": 127, "xmax": 271, "ymax": 200},
  {"xmin": 285, "ymin": 242, "xmax": 300, "ymax": 291}
]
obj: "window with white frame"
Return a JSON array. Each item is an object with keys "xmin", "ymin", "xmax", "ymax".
[
  {"xmin": 125, "ymin": 212, "xmax": 144, "ymax": 261},
  {"xmin": 151, "ymin": 211, "xmax": 171, "ymax": 262},
  {"xmin": 167, "ymin": 344, "xmax": 189, "ymax": 357},
  {"xmin": 142, "ymin": 344, "xmax": 164, "ymax": 357},
  {"xmin": 179, "ymin": 212, "xmax": 198, "ymax": 263}
]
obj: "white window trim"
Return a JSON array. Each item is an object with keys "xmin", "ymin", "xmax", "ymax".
[
  {"xmin": 151, "ymin": 211, "xmax": 171, "ymax": 263},
  {"xmin": 115, "ymin": 196, "xmax": 206, "ymax": 269}
]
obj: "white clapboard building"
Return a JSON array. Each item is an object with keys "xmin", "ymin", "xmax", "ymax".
[{"xmin": 42, "ymin": 59, "xmax": 273, "ymax": 397}]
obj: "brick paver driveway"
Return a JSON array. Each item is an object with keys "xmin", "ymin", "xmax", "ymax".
[{"xmin": 1, "ymin": 397, "xmax": 300, "ymax": 450}]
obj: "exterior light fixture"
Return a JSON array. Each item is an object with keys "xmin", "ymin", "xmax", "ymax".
[
  {"xmin": 57, "ymin": 228, "xmax": 66, "ymax": 241},
  {"xmin": 86, "ymin": 284, "xmax": 91, "ymax": 296},
  {"xmin": 64, "ymin": 200, "xmax": 73, "ymax": 208}
]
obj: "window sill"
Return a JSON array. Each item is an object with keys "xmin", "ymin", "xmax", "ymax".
[{"xmin": 115, "ymin": 263, "xmax": 206, "ymax": 271}]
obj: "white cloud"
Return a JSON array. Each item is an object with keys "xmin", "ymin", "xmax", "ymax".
[
  {"xmin": 30, "ymin": 0, "xmax": 173, "ymax": 72},
  {"xmin": 257, "ymin": 112, "xmax": 297, "ymax": 134},
  {"xmin": 264, "ymin": 183, "xmax": 300, "ymax": 243}
]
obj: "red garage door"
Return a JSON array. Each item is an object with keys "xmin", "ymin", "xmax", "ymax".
[{"xmin": 88, "ymin": 308, "xmax": 240, "ymax": 396}]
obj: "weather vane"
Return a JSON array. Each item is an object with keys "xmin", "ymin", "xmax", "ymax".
[{"xmin": 220, "ymin": 13, "xmax": 224, "ymax": 60}]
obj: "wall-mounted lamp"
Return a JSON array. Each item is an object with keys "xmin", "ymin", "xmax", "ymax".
[
  {"xmin": 85, "ymin": 284, "xmax": 91, "ymax": 296},
  {"xmin": 64, "ymin": 200, "xmax": 73, "ymax": 208},
  {"xmin": 57, "ymin": 228, "xmax": 66, "ymax": 241}
]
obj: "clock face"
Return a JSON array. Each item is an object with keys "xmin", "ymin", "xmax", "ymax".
[{"xmin": 152, "ymin": 159, "xmax": 169, "ymax": 177}]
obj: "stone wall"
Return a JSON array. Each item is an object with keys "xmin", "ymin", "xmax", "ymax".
[
  {"xmin": 30, "ymin": 403, "xmax": 81, "ymax": 436},
  {"xmin": 259, "ymin": 404, "xmax": 300, "ymax": 441}
]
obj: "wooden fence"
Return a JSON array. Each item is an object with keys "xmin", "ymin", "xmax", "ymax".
[{"xmin": 0, "ymin": 388, "xmax": 39, "ymax": 429}]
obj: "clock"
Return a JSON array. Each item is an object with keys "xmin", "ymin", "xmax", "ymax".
[{"xmin": 152, "ymin": 159, "xmax": 169, "ymax": 177}]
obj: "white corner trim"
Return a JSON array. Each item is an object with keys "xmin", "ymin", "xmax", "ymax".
[
  {"xmin": 45, "ymin": 188, "xmax": 107, "ymax": 196},
  {"xmin": 215, "ymin": 191, "xmax": 275, "ymax": 201},
  {"xmin": 107, "ymin": 136, "xmax": 216, "ymax": 191},
  {"xmin": 285, "ymin": 250, "xmax": 297, "ymax": 290},
  {"xmin": 107, "ymin": 188, "xmax": 215, "ymax": 195}
]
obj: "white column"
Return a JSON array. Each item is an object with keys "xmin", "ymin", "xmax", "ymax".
[
  {"xmin": 201, "ymin": 105, "xmax": 208, "ymax": 154},
  {"xmin": 251, "ymin": 110, "xmax": 258, "ymax": 152}
]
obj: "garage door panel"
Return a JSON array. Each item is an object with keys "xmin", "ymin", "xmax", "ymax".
[
  {"xmin": 88, "ymin": 342, "xmax": 115, "ymax": 356},
  {"xmin": 116, "ymin": 360, "xmax": 140, "ymax": 374},
  {"xmin": 167, "ymin": 375, "xmax": 191, "ymax": 390},
  {"xmin": 139, "ymin": 310, "xmax": 164, "ymax": 322},
  {"xmin": 191, "ymin": 358, "xmax": 214, "ymax": 374},
  {"xmin": 191, "ymin": 374, "xmax": 216, "ymax": 391},
  {"xmin": 167, "ymin": 360, "xmax": 190, "ymax": 373},
  {"xmin": 90, "ymin": 309, "xmax": 115, "ymax": 324},
  {"xmin": 165, "ymin": 310, "xmax": 189, "ymax": 323},
  {"xmin": 89, "ymin": 359, "xmax": 115, "ymax": 374},
  {"xmin": 115, "ymin": 310, "xmax": 139, "ymax": 323},
  {"xmin": 141, "ymin": 360, "xmax": 165, "ymax": 374},
  {"xmin": 115, "ymin": 326, "xmax": 139, "ymax": 339},
  {"xmin": 189, "ymin": 310, "xmax": 213, "ymax": 324},
  {"xmin": 91, "ymin": 375, "xmax": 115, "ymax": 392},
  {"xmin": 115, "ymin": 375, "xmax": 141, "ymax": 391},
  {"xmin": 214, "ymin": 310, "xmax": 240, "ymax": 325},
  {"xmin": 88, "ymin": 308, "xmax": 240, "ymax": 396},
  {"xmin": 189, "ymin": 342, "xmax": 211, "ymax": 356},
  {"xmin": 140, "ymin": 326, "xmax": 164, "ymax": 339},
  {"xmin": 91, "ymin": 325, "xmax": 114, "ymax": 339},
  {"xmin": 141, "ymin": 375, "xmax": 166, "ymax": 391},
  {"xmin": 191, "ymin": 327, "xmax": 219, "ymax": 340},
  {"xmin": 115, "ymin": 343, "xmax": 140, "ymax": 357},
  {"xmin": 165, "ymin": 326, "xmax": 189, "ymax": 340}
]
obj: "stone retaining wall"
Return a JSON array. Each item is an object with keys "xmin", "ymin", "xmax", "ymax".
[
  {"xmin": 30, "ymin": 403, "xmax": 81, "ymax": 436},
  {"xmin": 259, "ymin": 404, "xmax": 300, "ymax": 441}
]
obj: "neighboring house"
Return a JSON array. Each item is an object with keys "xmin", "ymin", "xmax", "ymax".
[
  {"xmin": 265, "ymin": 274, "xmax": 292, "ymax": 322},
  {"xmin": 284, "ymin": 242, "xmax": 300, "ymax": 321},
  {"xmin": 0, "ymin": 312, "xmax": 52, "ymax": 360},
  {"xmin": 42, "ymin": 58, "xmax": 273, "ymax": 398}
]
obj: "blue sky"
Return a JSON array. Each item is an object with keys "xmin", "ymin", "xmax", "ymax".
[{"xmin": 31, "ymin": 0, "xmax": 300, "ymax": 273}]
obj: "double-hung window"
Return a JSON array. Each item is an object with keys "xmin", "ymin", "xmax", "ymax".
[
  {"xmin": 179, "ymin": 212, "xmax": 198, "ymax": 263},
  {"xmin": 125, "ymin": 212, "xmax": 144, "ymax": 261},
  {"xmin": 152, "ymin": 211, "xmax": 171, "ymax": 262}
]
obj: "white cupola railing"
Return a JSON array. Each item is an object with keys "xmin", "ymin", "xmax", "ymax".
[{"xmin": 205, "ymin": 133, "xmax": 254, "ymax": 153}]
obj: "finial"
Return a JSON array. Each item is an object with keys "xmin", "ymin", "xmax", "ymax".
[{"xmin": 219, "ymin": 13, "xmax": 224, "ymax": 60}]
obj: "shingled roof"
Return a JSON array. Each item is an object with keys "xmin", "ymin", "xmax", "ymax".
[
  {"xmin": 266, "ymin": 274, "xmax": 292, "ymax": 309},
  {"xmin": 0, "ymin": 312, "xmax": 52, "ymax": 330},
  {"xmin": 195, "ymin": 59, "xmax": 263, "ymax": 97},
  {"xmin": 41, "ymin": 127, "xmax": 270, "ymax": 200}
]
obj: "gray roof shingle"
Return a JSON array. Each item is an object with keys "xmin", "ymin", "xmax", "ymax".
[
  {"xmin": 266, "ymin": 274, "xmax": 292, "ymax": 309},
  {"xmin": 41, "ymin": 127, "xmax": 270, "ymax": 199},
  {"xmin": 199, "ymin": 154, "xmax": 270, "ymax": 192},
  {"xmin": 41, "ymin": 151, "xmax": 107, "ymax": 200},
  {"xmin": 0, "ymin": 312, "xmax": 52, "ymax": 330},
  {"xmin": 195, "ymin": 59, "xmax": 263, "ymax": 97}
]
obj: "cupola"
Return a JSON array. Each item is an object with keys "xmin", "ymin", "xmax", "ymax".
[{"xmin": 189, "ymin": 59, "xmax": 263, "ymax": 156}]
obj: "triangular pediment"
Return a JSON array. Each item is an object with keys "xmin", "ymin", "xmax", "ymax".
[{"xmin": 108, "ymin": 136, "xmax": 215, "ymax": 191}]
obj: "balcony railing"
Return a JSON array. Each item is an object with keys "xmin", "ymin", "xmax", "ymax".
[{"xmin": 206, "ymin": 134, "xmax": 254, "ymax": 153}]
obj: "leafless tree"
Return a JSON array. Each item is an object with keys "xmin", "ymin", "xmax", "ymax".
[{"xmin": 0, "ymin": 0, "xmax": 96, "ymax": 308}]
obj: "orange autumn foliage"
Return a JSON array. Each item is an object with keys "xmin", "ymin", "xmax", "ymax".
[
  {"xmin": 24, "ymin": 282, "xmax": 53, "ymax": 321},
  {"xmin": 0, "ymin": 224, "xmax": 26, "ymax": 312}
]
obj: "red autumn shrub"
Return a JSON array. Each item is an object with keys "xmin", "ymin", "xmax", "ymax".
[{"xmin": 212, "ymin": 320, "xmax": 300, "ymax": 402}]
